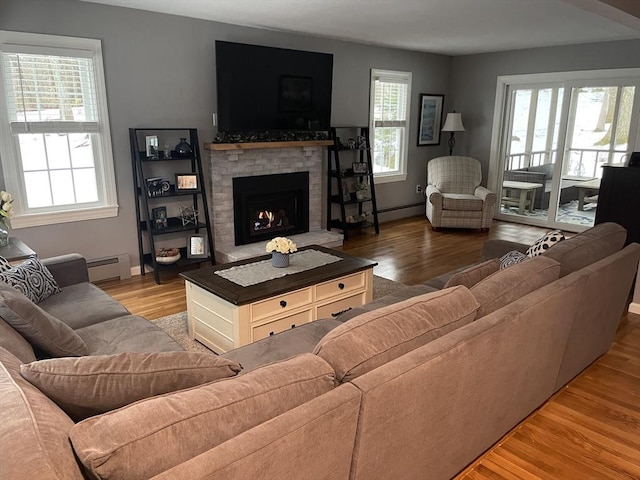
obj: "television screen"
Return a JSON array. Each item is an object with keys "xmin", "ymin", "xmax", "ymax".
[{"xmin": 215, "ymin": 41, "xmax": 333, "ymax": 132}]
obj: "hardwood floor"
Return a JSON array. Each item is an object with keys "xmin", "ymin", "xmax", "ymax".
[{"xmin": 98, "ymin": 216, "xmax": 639, "ymax": 479}]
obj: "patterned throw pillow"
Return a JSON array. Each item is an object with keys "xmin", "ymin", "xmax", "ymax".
[
  {"xmin": 499, "ymin": 250, "xmax": 528, "ymax": 269},
  {"xmin": 526, "ymin": 229, "xmax": 565, "ymax": 257},
  {"xmin": 0, "ymin": 255, "xmax": 12, "ymax": 273},
  {"xmin": 0, "ymin": 257, "xmax": 61, "ymax": 303}
]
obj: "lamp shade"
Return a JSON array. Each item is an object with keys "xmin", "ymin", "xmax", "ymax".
[{"xmin": 441, "ymin": 112, "xmax": 465, "ymax": 132}]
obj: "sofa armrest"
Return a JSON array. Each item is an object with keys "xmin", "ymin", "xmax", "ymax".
[
  {"xmin": 41, "ymin": 254, "xmax": 89, "ymax": 288},
  {"xmin": 475, "ymin": 186, "xmax": 496, "ymax": 205},
  {"xmin": 481, "ymin": 239, "xmax": 529, "ymax": 261},
  {"xmin": 426, "ymin": 185, "xmax": 442, "ymax": 206}
]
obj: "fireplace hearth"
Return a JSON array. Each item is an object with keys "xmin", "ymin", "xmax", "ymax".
[{"xmin": 233, "ymin": 172, "xmax": 309, "ymax": 246}]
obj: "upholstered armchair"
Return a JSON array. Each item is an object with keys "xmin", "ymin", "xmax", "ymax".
[{"xmin": 425, "ymin": 156, "xmax": 496, "ymax": 231}]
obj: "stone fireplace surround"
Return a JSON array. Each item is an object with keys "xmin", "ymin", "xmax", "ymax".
[{"xmin": 208, "ymin": 145, "xmax": 342, "ymax": 263}]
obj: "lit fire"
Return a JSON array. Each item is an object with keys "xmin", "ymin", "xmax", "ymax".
[{"xmin": 254, "ymin": 210, "xmax": 275, "ymax": 231}]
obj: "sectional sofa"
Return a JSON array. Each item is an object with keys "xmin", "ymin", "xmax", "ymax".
[{"xmin": 1, "ymin": 222, "xmax": 638, "ymax": 479}]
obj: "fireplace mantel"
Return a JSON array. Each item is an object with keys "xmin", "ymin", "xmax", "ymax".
[{"xmin": 204, "ymin": 140, "xmax": 333, "ymax": 151}]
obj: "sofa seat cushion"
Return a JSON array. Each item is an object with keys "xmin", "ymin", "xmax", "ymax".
[
  {"xmin": 38, "ymin": 282, "xmax": 130, "ymax": 330},
  {"xmin": 314, "ymin": 286, "xmax": 480, "ymax": 383},
  {"xmin": 471, "ymin": 256, "xmax": 561, "ymax": 318},
  {"xmin": 441, "ymin": 193, "xmax": 484, "ymax": 211},
  {"xmin": 0, "ymin": 347, "xmax": 85, "ymax": 480},
  {"xmin": 20, "ymin": 352, "xmax": 242, "ymax": 421},
  {"xmin": 222, "ymin": 318, "xmax": 343, "ymax": 373},
  {"xmin": 542, "ymin": 222, "xmax": 626, "ymax": 277},
  {"xmin": 0, "ymin": 283, "xmax": 88, "ymax": 358},
  {"xmin": 75, "ymin": 315, "xmax": 183, "ymax": 355},
  {"xmin": 69, "ymin": 353, "xmax": 335, "ymax": 480}
]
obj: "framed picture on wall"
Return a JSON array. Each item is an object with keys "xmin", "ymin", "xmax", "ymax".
[{"xmin": 417, "ymin": 94, "xmax": 444, "ymax": 146}]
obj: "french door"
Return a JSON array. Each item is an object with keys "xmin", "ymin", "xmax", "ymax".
[{"xmin": 490, "ymin": 69, "xmax": 640, "ymax": 231}]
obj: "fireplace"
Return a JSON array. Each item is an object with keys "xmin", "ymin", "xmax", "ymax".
[{"xmin": 233, "ymin": 172, "xmax": 309, "ymax": 246}]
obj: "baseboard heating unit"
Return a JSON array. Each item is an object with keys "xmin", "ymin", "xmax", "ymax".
[{"xmin": 87, "ymin": 254, "xmax": 131, "ymax": 282}]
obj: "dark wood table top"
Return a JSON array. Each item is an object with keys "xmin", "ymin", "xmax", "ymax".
[
  {"xmin": 180, "ymin": 245, "xmax": 377, "ymax": 305},
  {"xmin": 0, "ymin": 238, "xmax": 36, "ymax": 262}
]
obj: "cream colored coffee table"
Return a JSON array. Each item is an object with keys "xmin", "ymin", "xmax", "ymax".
[{"xmin": 180, "ymin": 245, "xmax": 377, "ymax": 353}]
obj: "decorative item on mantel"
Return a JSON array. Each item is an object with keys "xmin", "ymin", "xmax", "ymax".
[
  {"xmin": 212, "ymin": 130, "xmax": 329, "ymax": 144},
  {"xmin": 0, "ymin": 191, "xmax": 15, "ymax": 247},
  {"xmin": 174, "ymin": 138, "xmax": 193, "ymax": 157},
  {"xmin": 265, "ymin": 236, "xmax": 297, "ymax": 268}
]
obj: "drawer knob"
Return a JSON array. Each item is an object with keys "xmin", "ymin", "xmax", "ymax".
[
  {"xmin": 332, "ymin": 307, "xmax": 352, "ymax": 317},
  {"xmin": 280, "ymin": 300, "xmax": 287, "ymax": 308},
  {"xmin": 269, "ymin": 331, "xmax": 274, "ymax": 336},
  {"xmin": 291, "ymin": 324, "xmax": 296, "ymax": 329},
  {"xmin": 338, "ymin": 283, "xmax": 345, "ymax": 290}
]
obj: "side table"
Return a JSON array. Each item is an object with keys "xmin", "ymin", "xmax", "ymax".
[{"xmin": 0, "ymin": 238, "xmax": 36, "ymax": 263}]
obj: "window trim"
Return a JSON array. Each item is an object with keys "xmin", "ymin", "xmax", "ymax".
[
  {"xmin": 0, "ymin": 30, "xmax": 118, "ymax": 228},
  {"xmin": 369, "ymin": 69, "xmax": 412, "ymax": 184}
]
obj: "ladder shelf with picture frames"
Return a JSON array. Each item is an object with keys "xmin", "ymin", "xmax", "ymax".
[
  {"xmin": 326, "ymin": 126, "xmax": 380, "ymax": 240},
  {"xmin": 130, "ymin": 127, "xmax": 214, "ymax": 284}
]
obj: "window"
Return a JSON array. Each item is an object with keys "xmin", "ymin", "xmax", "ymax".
[
  {"xmin": 0, "ymin": 31, "xmax": 118, "ymax": 228},
  {"xmin": 369, "ymin": 69, "xmax": 411, "ymax": 183}
]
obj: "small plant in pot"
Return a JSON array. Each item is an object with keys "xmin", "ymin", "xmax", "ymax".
[
  {"xmin": 355, "ymin": 182, "xmax": 369, "ymax": 201},
  {"xmin": 266, "ymin": 237, "xmax": 297, "ymax": 268}
]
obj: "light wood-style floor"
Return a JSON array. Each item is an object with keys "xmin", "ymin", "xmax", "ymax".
[{"xmin": 98, "ymin": 217, "xmax": 640, "ymax": 479}]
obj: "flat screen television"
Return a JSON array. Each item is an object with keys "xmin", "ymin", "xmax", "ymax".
[{"xmin": 215, "ymin": 41, "xmax": 333, "ymax": 132}]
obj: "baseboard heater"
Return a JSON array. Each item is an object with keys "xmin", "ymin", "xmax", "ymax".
[
  {"xmin": 87, "ymin": 254, "xmax": 132, "ymax": 282},
  {"xmin": 377, "ymin": 202, "xmax": 424, "ymax": 214}
]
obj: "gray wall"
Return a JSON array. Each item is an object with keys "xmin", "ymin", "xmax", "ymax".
[
  {"xmin": 1, "ymin": 0, "xmax": 450, "ymax": 264},
  {"xmin": 450, "ymin": 39, "xmax": 640, "ymax": 181}
]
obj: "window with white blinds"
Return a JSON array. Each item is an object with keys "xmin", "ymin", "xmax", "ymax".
[
  {"xmin": 0, "ymin": 31, "xmax": 117, "ymax": 228},
  {"xmin": 369, "ymin": 69, "xmax": 412, "ymax": 183}
]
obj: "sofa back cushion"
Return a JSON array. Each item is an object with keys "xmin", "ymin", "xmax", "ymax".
[
  {"xmin": 542, "ymin": 222, "xmax": 626, "ymax": 277},
  {"xmin": 443, "ymin": 258, "xmax": 500, "ymax": 289},
  {"xmin": 0, "ymin": 347, "xmax": 84, "ymax": 480},
  {"xmin": 314, "ymin": 286, "xmax": 480, "ymax": 383},
  {"xmin": 20, "ymin": 352, "xmax": 242, "ymax": 421},
  {"xmin": 69, "ymin": 353, "xmax": 335, "ymax": 480},
  {"xmin": 0, "ymin": 283, "xmax": 88, "ymax": 357},
  {"xmin": 470, "ymin": 256, "xmax": 561, "ymax": 318},
  {"xmin": 0, "ymin": 316, "xmax": 36, "ymax": 363}
]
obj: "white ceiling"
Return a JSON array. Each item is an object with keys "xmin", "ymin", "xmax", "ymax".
[{"xmin": 79, "ymin": 0, "xmax": 640, "ymax": 55}]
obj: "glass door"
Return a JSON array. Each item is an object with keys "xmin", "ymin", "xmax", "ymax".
[
  {"xmin": 556, "ymin": 85, "xmax": 636, "ymax": 227},
  {"xmin": 493, "ymin": 70, "xmax": 640, "ymax": 232}
]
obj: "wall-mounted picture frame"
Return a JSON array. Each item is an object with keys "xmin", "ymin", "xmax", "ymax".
[
  {"xmin": 417, "ymin": 94, "xmax": 444, "ymax": 146},
  {"xmin": 187, "ymin": 233, "xmax": 207, "ymax": 258},
  {"xmin": 352, "ymin": 162, "xmax": 368, "ymax": 174},
  {"xmin": 175, "ymin": 173, "xmax": 199, "ymax": 191},
  {"xmin": 151, "ymin": 206, "xmax": 168, "ymax": 230},
  {"xmin": 145, "ymin": 135, "xmax": 159, "ymax": 159}
]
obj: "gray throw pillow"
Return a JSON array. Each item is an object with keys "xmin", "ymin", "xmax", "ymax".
[
  {"xmin": 0, "ymin": 283, "xmax": 88, "ymax": 357},
  {"xmin": 0, "ymin": 256, "xmax": 61, "ymax": 303}
]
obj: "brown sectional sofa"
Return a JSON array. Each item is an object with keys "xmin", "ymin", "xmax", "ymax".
[{"xmin": 1, "ymin": 222, "xmax": 638, "ymax": 479}]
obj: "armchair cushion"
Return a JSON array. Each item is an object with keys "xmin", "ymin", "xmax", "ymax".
[{"xmin": 441, "ymin": 193, "xmax": 484, "ymax": 211}]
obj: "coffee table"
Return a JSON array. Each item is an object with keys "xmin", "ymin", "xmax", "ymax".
[{"xmin": 180, "ymin": 245, "xmax": 377, "ymax": 353}]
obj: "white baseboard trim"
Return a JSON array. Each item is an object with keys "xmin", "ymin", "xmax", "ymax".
[{"xmin": 629, "ymin": 302, "xmax": 640, "ymax": 316}]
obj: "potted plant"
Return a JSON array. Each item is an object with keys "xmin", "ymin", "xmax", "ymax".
[{"xmin": 355, "ymin": 182, "xmax": 369, "ymax": 201}]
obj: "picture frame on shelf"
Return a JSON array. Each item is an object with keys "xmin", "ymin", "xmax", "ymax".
[
  {"xmin": 341, "ymin": 180, "xmax": 351, "ymax": 201},
  {"xmin": 151, "ymin": 206, "xmax": 168, "ymax": 230},
  {"xmin": 417, "ymin": 93, "xmax": 444, "ymax": 146},
  {"xmin": 352, "ymin": 162, "xmax": 368, "ymax": 174},
  {"xmin": 187, "ymin": 233, "xmax": 207, "ymax": 258},
  {"xmin": 175, "ymin": 173, "xmax": 199, "ymax": 191},
  {"xmin": 145, "ymin": 135, "xmax": 159, "ymax": 159},
  {"xmin": 145, "ymin": 177, "xmax": 163, "ymax": 197}
]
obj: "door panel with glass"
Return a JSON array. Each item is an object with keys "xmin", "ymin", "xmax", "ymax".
[{"xmin": 495, "ymin": 75, "xmax": 638, "ymax": 231}]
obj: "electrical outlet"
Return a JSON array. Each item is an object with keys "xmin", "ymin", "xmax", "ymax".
[
  {"xmin": 416, "ymin": 184, "xmax": 422, "ymax": 194},
  {"xmin": 212, "ymin": 113, "xmax": 217, "ymax": 127}
]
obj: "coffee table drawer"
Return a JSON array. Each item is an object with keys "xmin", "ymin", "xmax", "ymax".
[
  {"xmin": 252, "ymin": 310, "xmax": 313, "ymax": 341},
  {"xmin": 316, "ymin": 272, "xmax": 365, "ymax": 301},
  {"xmin": 316, "ymin": 292, "xmax": 366, "ymax": 319},
  {"xmin": 251, "ymin": 287, "xmax": 313, "ymax": 322}
]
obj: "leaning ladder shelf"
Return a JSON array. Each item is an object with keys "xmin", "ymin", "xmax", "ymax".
[
  {"xmin": 326, "ymin": 126, "xmax": 380, "ymax": 240},
  {"xmin": 130, "ymin": 128, "xmax": 215, "ymax": 284}
]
